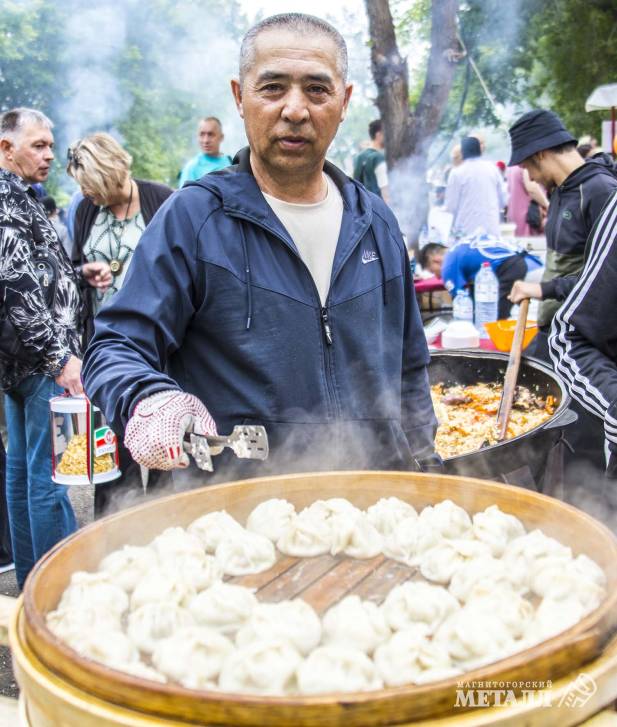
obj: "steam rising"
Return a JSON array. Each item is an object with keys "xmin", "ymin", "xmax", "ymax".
[{"xmin": 54, "ymin": 0, "xmax": 248, "ymax": 164}]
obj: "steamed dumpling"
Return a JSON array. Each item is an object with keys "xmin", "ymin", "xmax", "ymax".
[
  {"xmin": 276, "ymin": 510, "xmax": 332, "ymax": 557},
  {"xmin": 434, "ymin": 604, "xmax": 515, "ymax": 667},
  {"xmin": 303, "ymin": 498, "xmax": 362, "ymax": 521},
  {"xmin": 71, "ymin": 629, "xmax": 140, "ymax": 669},
  {"xmin": 130, "ymin": 568, "xmax": 196, "ymax": 610},
  {"xmin": 235, "ymin": 600, "xmax": 322, "ymax": 655},
  {"xmin": 215, "ymin": 531, "xmax": 276, "ymax": 576},
  {"xmin": 150, "ymin": 527, "xmax": 204, "ymax": 560},
  {"xmin": 366, "ymin": 497, "xmax": 418, "ymax": 536},
  {"xmin": 160, "ymin": 552, "xmax": 222, "ymax": 592},
  {"xmin": 527, "ymin": 596, "xmax": 590, "ymax": 643},
  {"xmin": 449, "ymin": 555, "xmax": 523, "ymax": 602},
  {"xmin": 297, "ymin": 645, "xmax": 383, "ymax": 694},
  {"xmin": 58, "ymin": 571, "xmax": 129, "ymax": 619},
  {"xmin": 99, "ymin": 545, "xmax": 159, "ymax": 593},
  {"xmin": 382, "ymin": 581, "xmax": 459, "ymax": 634},
  {"xmin": 419, "ymin": 539, "xmax": 490, "ymax": 585},
  {"xmin": 219, "ymin": 639, "xmax": 302, "ymax": 695},
  {"xmin": 465, "ymin": 589, "xmax": 534, "ymax": 639},
  {"xmin": 322, "ymin": 595, "xmax": 390, "ymax": 653},
  {"xmin": 278, "ymin": 498, "xmax": 363, "ymax": 557},
  {"xmin": 329, "ymin": 513, "xmax": 383, "ymax": 559},
  {"xmin": 531, "ymin": 556, "xmax": 606, "ymax": 605},
  {"xmin": 188, "ymin": 582, "xmax": 258, "ymax": 635},
  {"xmin": 418, "ymin": 500, "xmax": 472, "ymax": 540},
  {"xmin": 127, "ymin": 602, "xmax": 195, "ymax": 654},
  {"xmin": 571, "ymin": 554, "xmax": 607, "ymax": 589},
  {"xmin": 47, "ymin": 604, "xmax": 122, "ymax": 644},
  {"xmin": 246, "ymin": 499, "xmax": 296, "ymax": 542},
  {"xmin": 382, "ymin": 516, "xmax": 442, "ymax": 566},
  {"xmin": 187, "ymin": 511, "xmax": 245, "ymax": 553},
  {"xmin": 374, "ymin": 627, "xmax": 452, "ymax": 687},
  {"xmin": 152, "ymin": 626, "xmax": 234, "ymax": 689},
  {"xmin": 503, "ymin": 530, "xmax": 572, "ymax": 589},
  {"xmin": 472, "ymin": 505, "xmax": 525, "ymax": 557},
  {"xmin": 153, "ymin": 525, "xmax": 223, "ymax": 590}
]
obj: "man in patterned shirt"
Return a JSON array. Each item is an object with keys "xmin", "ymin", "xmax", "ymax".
[{"xmin": 0, "ymin": 108, "xmax": 110, "ymax": 588}]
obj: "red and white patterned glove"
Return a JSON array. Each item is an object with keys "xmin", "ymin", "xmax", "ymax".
[{"xmin": 124, "ymin": 391, "xmax": 217, "ymax": 470}]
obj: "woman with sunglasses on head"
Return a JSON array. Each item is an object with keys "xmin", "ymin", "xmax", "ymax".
[
  {"xmin": 67, "ymin": 134, "xmax": 173, "ymax": 337},
  {"xmin": 67, "ymin": 133, "xmax": 173, "ymax": 516}
]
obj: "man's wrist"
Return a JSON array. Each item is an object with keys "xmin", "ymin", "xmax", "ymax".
[
  {"xmin": 128, "ymin": 385, "xmax": 183, "ymax": 419},
  {"xmin": 50, "ymin": 350, "xmax": 72, "ymax": 377}
]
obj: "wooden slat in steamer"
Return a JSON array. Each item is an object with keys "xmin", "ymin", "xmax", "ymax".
[{"xmin": 20, "ymin": 472, "xmax": 617, "ymax": 726}]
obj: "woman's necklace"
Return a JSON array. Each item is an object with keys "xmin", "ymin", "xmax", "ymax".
[{"xmin": 109, "ymin": 180, "xmax": 134, "ymax": 275}]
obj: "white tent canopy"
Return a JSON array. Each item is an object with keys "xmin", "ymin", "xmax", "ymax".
[{"xmin": 586, "ymin": 83, "xmax": 617, "ymax": 112}]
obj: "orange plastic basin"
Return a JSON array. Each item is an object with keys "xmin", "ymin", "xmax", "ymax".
[{"xmin": 484, "ymin": 319, "xmax": 538, "ymax": 351}]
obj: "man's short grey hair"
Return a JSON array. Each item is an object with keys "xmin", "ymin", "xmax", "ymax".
[
  {"xmin": 239, "ymin": 13, "xmax": 348, "ymax": 84},
  {"xmin": 0, "ymin": 108, "xmax": 53, "ymax": 144}
]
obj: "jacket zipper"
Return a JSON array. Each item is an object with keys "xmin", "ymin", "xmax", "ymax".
[
  {"xmin": 321, "ymin": 307, "xmax": 333, "ymax": 345},
  {"xmin": 228, "ymin": 210, "xmax": 345, "ymax": 418}
]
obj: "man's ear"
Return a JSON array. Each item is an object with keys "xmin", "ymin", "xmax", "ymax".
[
  {"xmin": 0, "ymin": 139, "xmax": 14, "ymax": 160},
  {"xmin": 231, "ymin": 79, "xmax": 244, "ymax": 119},
  {"xmin": 340, "ymin": 83, "xmax": 353, "ymax": 122}
]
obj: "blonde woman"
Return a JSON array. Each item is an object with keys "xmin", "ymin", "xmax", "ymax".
[
  {"xmin": 67, "ymin": 133, "xmax": 172, "ymax": 332},
  {"xmin": 66, "ymin": 133, "xmax": 172, "ymax": 515}
]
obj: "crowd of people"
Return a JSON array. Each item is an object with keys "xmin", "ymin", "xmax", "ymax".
[{"xmin": 1, "ymin": 11, "xmax": 617, "ymax": 589}]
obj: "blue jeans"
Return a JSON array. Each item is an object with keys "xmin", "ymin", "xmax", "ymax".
[{"xmin": 5, "ymin": 375, "xmax": 77, "ymax": 588}]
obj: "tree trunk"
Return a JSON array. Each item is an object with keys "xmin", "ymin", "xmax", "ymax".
[{"xmin": 365, "ymin": 0, "xmax": 461, "ymax": 249}]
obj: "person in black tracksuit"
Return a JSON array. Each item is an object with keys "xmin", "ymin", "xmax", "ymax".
[
  {"xmin": 549, "ymin": 190, "xmax": 617, "ymax": 502},
  {"xmin": 510, "ymin": 155, "xmax": 617, "ymax": 321},
  {"xmin": 506, "ymin": 110, "xmax": 617, "ymax": 488}
]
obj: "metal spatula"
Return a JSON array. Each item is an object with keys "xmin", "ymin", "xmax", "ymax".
[{"xmin": 183, "ymin": 425, "xmax": 269, "ymax": 471}]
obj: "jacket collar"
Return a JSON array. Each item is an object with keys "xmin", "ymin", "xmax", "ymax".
[
  {"xmin": 189, "ymin": 146, "xmax": 372, "ymax": 228},
  {"xmin": 186, "ymin": 147, "xmax": 376, "ymax": 285},
  {"xmin": 0, "ymin": 167, "xmax": 35, "ymax": 196}
]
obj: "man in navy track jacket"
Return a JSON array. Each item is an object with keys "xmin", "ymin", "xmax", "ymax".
[{"xmin": 82, "ymin": 13, "xmax": 438, "ymax": 483}]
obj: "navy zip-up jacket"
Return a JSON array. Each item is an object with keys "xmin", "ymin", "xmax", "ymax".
[{"xmin": 83, "ymin": 148, "xmax": 437, "ymax": 479}]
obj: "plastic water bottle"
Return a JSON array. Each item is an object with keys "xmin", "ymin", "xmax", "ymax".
[
  {"xmin": 474, "ymin": 262, "xmax": 498, "ymax": 338},
  {"xmin": 452, "ymin": 289, "xmax": 474, "ymax": 322}
]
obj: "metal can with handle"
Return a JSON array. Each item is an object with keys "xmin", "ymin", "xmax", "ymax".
[{"xmin": 50, "ymin": 394, "xmax": 121, "ymax": 485}]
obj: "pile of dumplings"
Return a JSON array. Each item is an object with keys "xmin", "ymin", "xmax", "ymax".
[{"xmin": 46, "ymin": 496, "xmax": 607, "ymax": 696}]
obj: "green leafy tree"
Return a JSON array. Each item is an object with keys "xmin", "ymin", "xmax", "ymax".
[
  {"xmin": 522, "ymin": 0, "xmax": 617, "ymax": 136},
  {"xmin": 0, "ymin": 0, "xmax": 66, "ymax": 112}
]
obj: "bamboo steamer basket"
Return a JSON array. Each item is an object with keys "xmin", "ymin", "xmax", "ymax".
[
  {"xmin": 14, "ymin": 472, "xmax": 617, "ymax": 725},
  {"xmin": 9, "ymin": 609, "xmax": 617, "ymax": 726}
]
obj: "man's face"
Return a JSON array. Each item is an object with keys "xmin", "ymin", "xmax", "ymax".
[
  {"xmin": 1, "ymin": 124, "xmax": 54, "ymax": 184},
  {"xmin": 520, "ymin": 153, "xmax": 551, "ymax": 189},
  {"xmin": 198, "ymin": 120, "xmax": 223, "ymax": 156},
  {"xmin": 231, "ymin": 29, "xmax": 352, "ymax": 179},
  {"xmin": 426, "ymin": 252, "xmax": 444, "ymax": 278}
]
